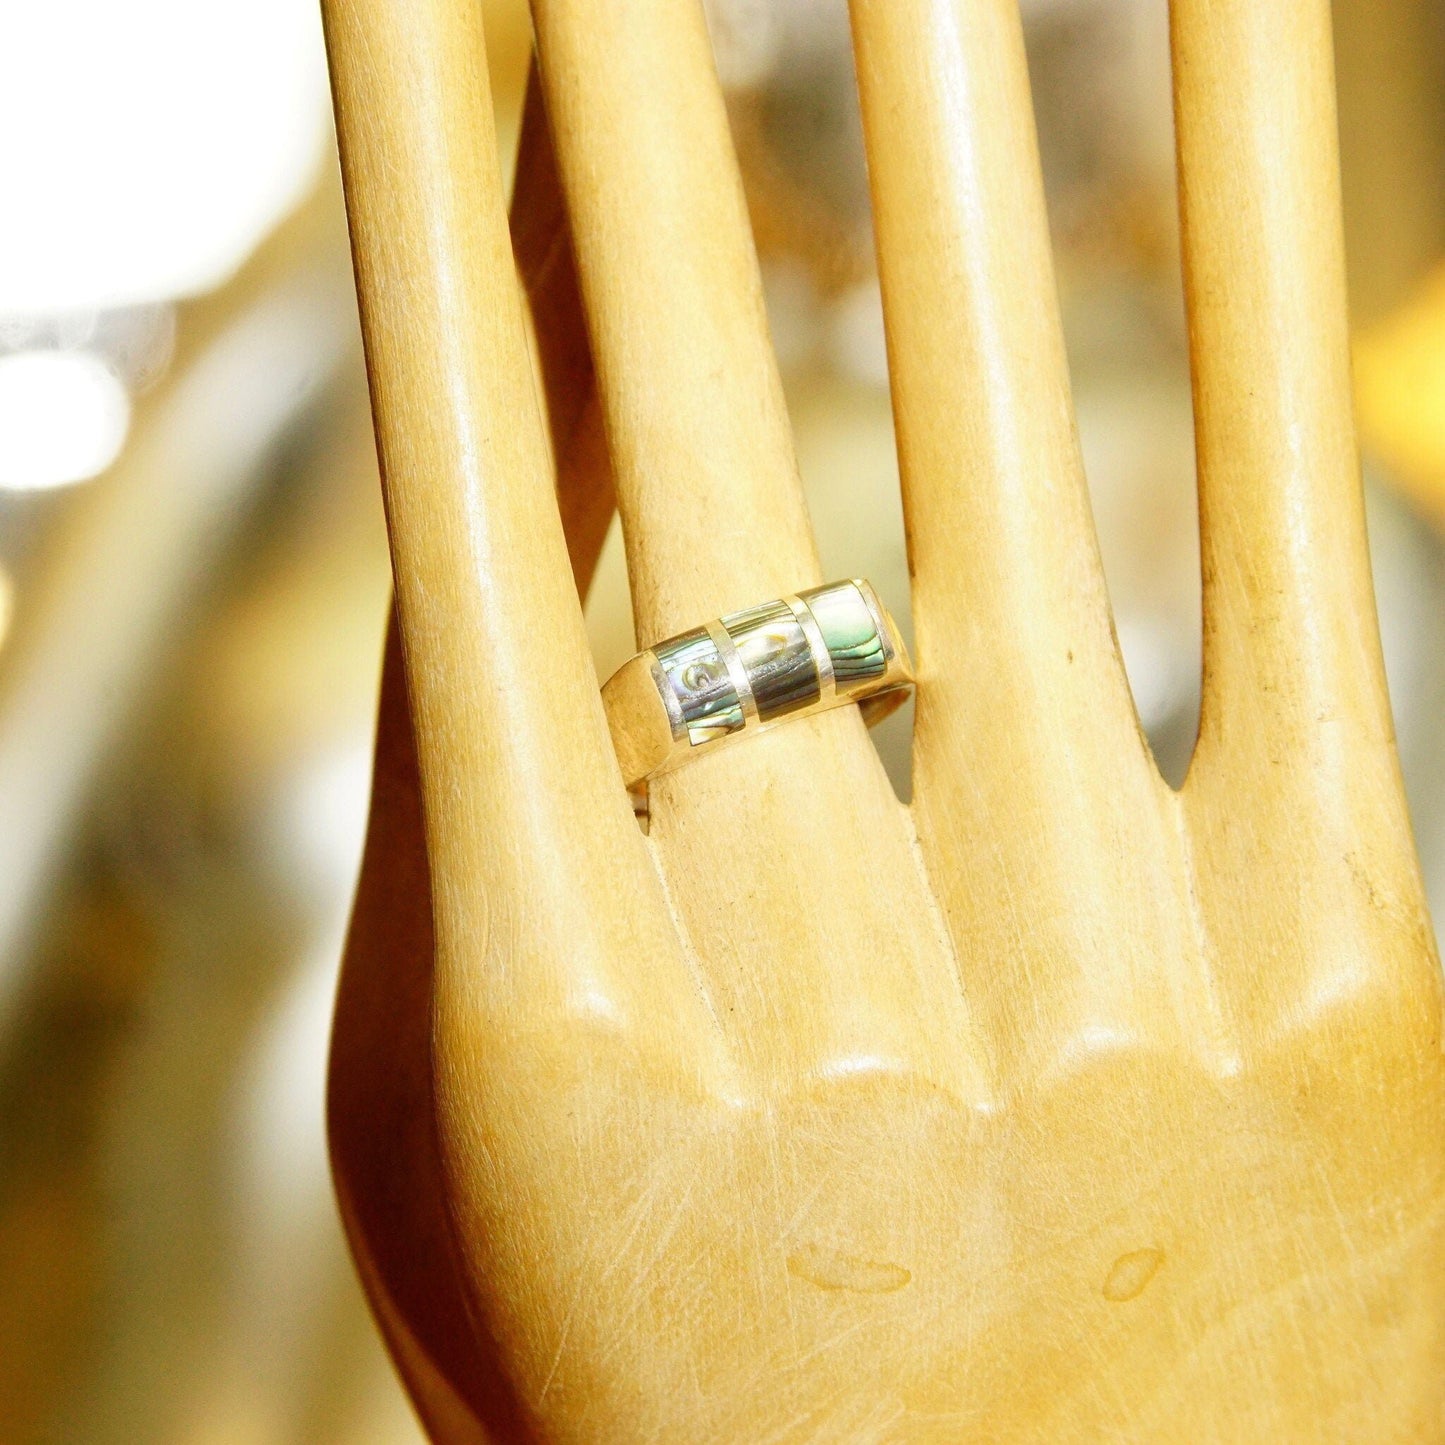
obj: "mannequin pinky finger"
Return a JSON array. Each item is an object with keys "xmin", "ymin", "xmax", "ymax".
[
  {"xmin": 1170, "ymin": 0, "xmax": 1438, "ymax": 1036},
  {"xmin": 1173, "ymin": 0, "xmax": 1396, "ymax": 796}
]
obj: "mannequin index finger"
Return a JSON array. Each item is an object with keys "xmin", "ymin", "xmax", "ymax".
[{"xmin": 322, "ymin": 0, "xmax": 718, "ymax": 1052}]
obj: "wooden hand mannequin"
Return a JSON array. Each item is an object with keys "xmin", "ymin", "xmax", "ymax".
[{"xmin": 322, "ymin": 0, "xmax": 1445, "ymax": 1438}]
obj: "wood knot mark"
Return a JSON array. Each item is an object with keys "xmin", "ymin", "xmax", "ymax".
[
  {"xmin": 1102, "ymin": 1247, "xmax": 1165, "ymax": 1302},
  {"xmin": 788, "ymin": 1242, "xmax": 911, "ymax": 1294}
]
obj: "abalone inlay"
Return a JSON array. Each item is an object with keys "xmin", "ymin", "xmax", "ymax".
[
  {"xmin": 724, "ymin": 600, "xmax": 821, "ymax": 721},
  {"xmin": 656, "ymin": 628, "xmax": 746, "ymax": 746},
  {"xmin": 803, "ymin": 582, "xmax": 887, "ymax": 691}
]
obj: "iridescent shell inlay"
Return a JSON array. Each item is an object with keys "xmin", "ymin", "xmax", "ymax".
[
  {"xmin": 656, "ymin": 628, "xmax": 746, "ymax": 746},
  {"xmin": 803, "ymin": 581, "xmax": 888, "ymax": 689},
  {"xmin": 725, "ymin": 600, "xmax": 821, "ymax": 721}
]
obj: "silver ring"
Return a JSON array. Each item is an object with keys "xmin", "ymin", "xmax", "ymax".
[{"xmin": 601, "ymin": 578, "xmax": 912, "ymax": 789}]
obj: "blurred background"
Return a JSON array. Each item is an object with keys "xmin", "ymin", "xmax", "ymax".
[{"xmin": 1, "ymin": 0, "xmax": 1442, "ymax": 1440}]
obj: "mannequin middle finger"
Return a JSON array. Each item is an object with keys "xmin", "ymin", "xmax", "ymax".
[
  {"xmin": 850, "ymin": 0, "xmax": 1215, "ymax": 1079},
  {"xmin": 531, "ymin": 0, "xmax": 990, "ymax": 1099}
]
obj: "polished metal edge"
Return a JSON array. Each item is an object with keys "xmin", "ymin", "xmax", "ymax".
[
  {"xmin": 854, "ymin": 578, "xmax": 903, "ymax": 671},
  {"xmin": 706, "ymin": 618, "xmax": 759, "ymax": 728},
  {"xmin": 786, "ymin": 593, "xmax": 837, "ymax": 702}
]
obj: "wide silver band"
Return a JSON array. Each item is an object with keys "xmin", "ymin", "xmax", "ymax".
[{"xmin": 601, "ymin": 578, "xmax": 912, "ymax": 789}]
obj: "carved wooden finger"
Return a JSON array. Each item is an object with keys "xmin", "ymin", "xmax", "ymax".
[
  {"xmin": 1173, "ymin": 0, "xmax": 1393, "ymax": 782},
  {"xmin": 531, "ymin": 0, "xmax": 987, "ymax": 1095},
  {"xmin": 849, "ymin": 0, "xmax": 1202, "ymax": 1078},
  {"xmin": 530, "ymin": 0, "xmax": 815, "ymax": 637},
  {"xmin": 322, "ymin": 0, "xmax": 708, "ymax": 1044},
  {"xmin": 325, "ymin": 61, "xmax": 620, "ymax": 1442},
  {"xmin": 848, "ymin": 0, "xmax": 1136, "ymax": 750},
  {"xmin": 323, "ymin": 0, "xmax": 728, "ymax": 1421},
  {"xmin": 1172, "ymin": 0, "xmax": 1438, "ymax": 1034}
]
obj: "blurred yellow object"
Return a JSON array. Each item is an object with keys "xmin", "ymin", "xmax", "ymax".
[{"xmin": 1356, "ymin": 263, "xmax": 1445, "ymax": 531}]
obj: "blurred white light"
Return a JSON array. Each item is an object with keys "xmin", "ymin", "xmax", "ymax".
[
  {"xmin": 0, "ymin": 0, "xmax": 328, "ymax": 312},
  {"xmin": 0, "ymin": 350, "xmax": 130, "ymax": 490}
]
